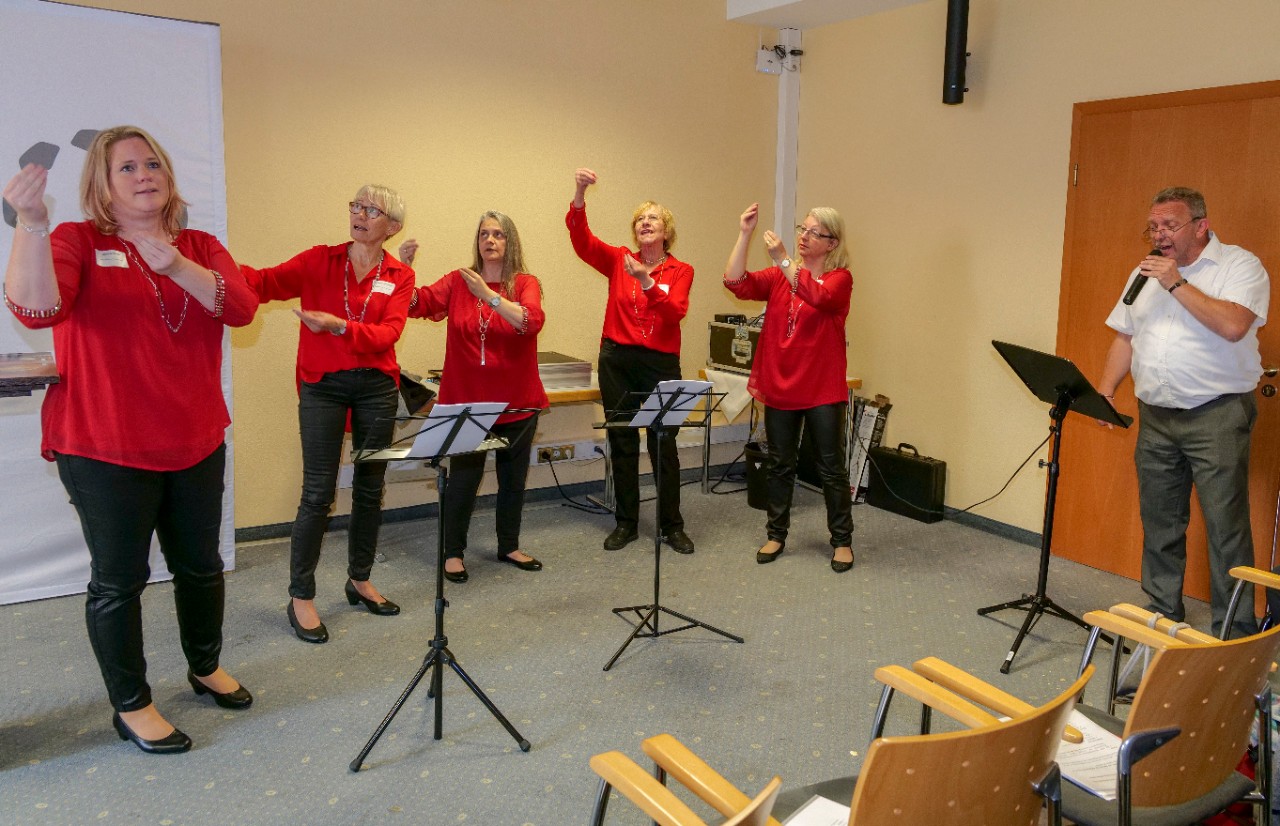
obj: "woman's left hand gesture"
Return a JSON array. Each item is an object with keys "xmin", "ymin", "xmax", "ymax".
[
  {"xmin": 622, "ymin": 254, "xmax": 656, "ymax": 290},
  {"xmin": 761, "ymin": 230, "xmax": 788, "ymax": 266},
  {"xmin": 294, "ymin": 308, "xmax": 346, "ymax": 335},
  {"xmin": 130, "ymin": 232, "xmax": 184, "ymax": 277},
  {"xmin": 459, "ymin": 267, "xmax": 498, "ymax": 303}
]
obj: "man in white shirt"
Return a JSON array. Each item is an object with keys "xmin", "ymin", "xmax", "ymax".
[{"xmin": 1098, "ymin": 187, "xmax": 1269, "ymax": 638}]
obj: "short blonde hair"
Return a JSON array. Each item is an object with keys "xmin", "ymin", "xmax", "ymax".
[
  {"xmin": 80, "ymin": 126, "xmax": 187, "ymax": 236},
  {"xmin": 630, "ymin": 200, "xmax": 676, "ymax": 251},
  {"xmin": 354, "ymin": 184, "xmax": 407, "ymax": 227},
  {"xmin": 806, "ymin": 207, "xmax": 848, "ymax": 272}
]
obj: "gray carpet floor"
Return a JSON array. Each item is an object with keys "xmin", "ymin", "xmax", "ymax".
[{"xmin": 1, "ymin": 478, "xmax": 1211, "ymax": 825}]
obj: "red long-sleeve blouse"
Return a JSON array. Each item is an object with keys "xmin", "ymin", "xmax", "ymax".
[
  {"xmin": 565, "ymin": 203, "xmax": 692, "ymax": 355},
  {"xmin": 724, "ymin": 265, "xmax": 852, "ymax": 410}
]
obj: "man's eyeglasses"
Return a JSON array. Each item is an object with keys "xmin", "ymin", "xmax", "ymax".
[
  {"xmin": 349, "ymin": 201, "xmax": 386, "ymax": 220},
  {"xmin": 1141, "ymin": 217, "xmax": 1201, "ymax": 244},
  {"xmin": 796, "ymin": 225, "xmax": 835, "ymax": 240}
]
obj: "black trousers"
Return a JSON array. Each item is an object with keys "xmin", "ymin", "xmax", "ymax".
[
  {"xmin": 597, "ymin": 339, "xmax": 684, "ymax": 533},
  {"xmin": 290, "ymin": 368, "xmax": 398, "ymax": 600},
  {"xmin": 56, "ymin": 445, "xmax": 227, "ymax": 713},
  {"xmin": 763, "ymin": 402, "xmax": 853, "ymax": 547},
  {"xmin": 442, "ymin": 416, "xmax": 537, "ymax": 559}
]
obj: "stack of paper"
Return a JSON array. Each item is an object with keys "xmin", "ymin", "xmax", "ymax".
[{"xmin": 537, "ymin": 351, "xmax": 592, "ymax": 390}]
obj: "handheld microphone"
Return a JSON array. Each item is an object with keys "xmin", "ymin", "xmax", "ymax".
[{"xmin": 1122, "ymin": 248, "xmax": 1162, "ymax": 305}]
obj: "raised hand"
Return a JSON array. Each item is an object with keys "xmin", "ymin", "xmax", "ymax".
[
  {"xmin": 458, "ymin": 267, "xmax": 494, "ymax": 300},
  {"xmin": 3, "ymin": 164, "xmax": 51, "ymax": 227},
  {"xmin": 572, "ymin": 167, "xmax": 598, "ymax": 207},
  {"xmin": 740, "ymin": 203, "xmax": 759, "ymax": 234},
  {"xmin": 761, "ymin": 229, "xmax": 787, "ymax": 265},
  {"xmin": 398, "ymin": 238, "xmax": 418, "ymax": 267}
]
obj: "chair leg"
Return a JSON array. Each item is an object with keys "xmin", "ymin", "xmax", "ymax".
[
  {"xmin": 870, "ymin": 684, "xmax": 896, "ymax": 743},
  {"xmin": 1031, "ymin": 762, "xmax": 1063, "ymax": 826},
  {"xmin": 590, "ymin": 777, "xmax": 612, "ymax": 826}
]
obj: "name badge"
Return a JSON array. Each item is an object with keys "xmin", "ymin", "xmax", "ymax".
[
  {"xmin": 95, "ymin": 249, "xmax": 128, "ymax": 268},
  {"xmin": 658, "ymin": 283, "xmax": 671, "ymax": 294},
  {"xmin": 371, "ymin": 280, "xmax": 395, "ymax": 296}
]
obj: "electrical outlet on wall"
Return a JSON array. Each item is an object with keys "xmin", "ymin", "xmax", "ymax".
[{"xmin": 755, "ymin": 47, "xmax": 781, "ymax": 75}]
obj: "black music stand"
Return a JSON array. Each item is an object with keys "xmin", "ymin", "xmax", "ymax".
[
  {"xmin": 349, "ymin": 402, "xmax": 532, "ymax": 771},
  {"xmin": 597, "ymin": 380, "xmax": 743, "ymax": 671},
  {"xmin": 977, "ymin": 341, "xmax": 1132, "ymax": 673}
]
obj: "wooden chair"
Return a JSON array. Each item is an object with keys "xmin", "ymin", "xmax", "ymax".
[
  {"xmin": 1224, "ymin": 565, "xmax": 1280, "ymax": 637},
  {"xmin": 772, "ymin": 661, "xmax": 1093, "ymax": 826},
  {"xmin": 588, "ymin": 733, "xmax": 782, "ymax": 826},
  {"xmin": 1065, "ymin": 610, "xmax": 1280, "ymax": 826}
]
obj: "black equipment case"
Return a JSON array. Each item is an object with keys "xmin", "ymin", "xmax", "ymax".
[
  {"xmin": 707, "ymin": 321, "xmax": 761, "ymax": 374},
  {"xmin": 866, "ymin": 443, "xmax": 946, "ymax": 523}
]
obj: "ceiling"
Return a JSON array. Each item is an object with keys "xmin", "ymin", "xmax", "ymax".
[{"xmin": 726, "ymin": 0, "xmax": 930, "ymax": 31}]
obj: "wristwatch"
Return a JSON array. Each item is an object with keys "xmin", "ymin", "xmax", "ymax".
[
  {"xmin": 487, "ymin": 295, "xmax": 501, "ymax": 308},
  {"xmin": 778, "ymin": 258, "xmax": 792, "ymax": 270},
  {"xmin": 1168, "ymin": 278, "xmax": 1187, "ymax": 293}
]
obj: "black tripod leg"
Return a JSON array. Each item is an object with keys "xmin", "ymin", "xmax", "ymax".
[
  {"xmin": 657, "ymin": 606, "xmax": 745, "ymax": 643},
  {"xmin": 977, "ymin": 595, "xmax": 1034, "ymax": 616},
  {"xmin": 443, "ymin": 649, "xmax": 531, "ymax": 751},
  {"xmin": 603, "ymin": 606, "xmax": 658, "ymax": 671},
  {"xmin": 350, "ymin": 647, "xmax": 441, "ymax": 771},
  {"xmin": 999, "ymin": 602, "xmax": 1044, "ymax": 675}
]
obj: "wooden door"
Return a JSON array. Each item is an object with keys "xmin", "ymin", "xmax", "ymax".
[{"xmin": 1054, "ymin": 81, "xmax": 1280, "ymax": 606}]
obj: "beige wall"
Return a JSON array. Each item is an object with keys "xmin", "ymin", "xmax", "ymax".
[
  {"xmin": 801, "ymin": 0, "xmax": 1280, "ymax": 531},
  {"xmin": 70, "ymin": 0, "xmax": 779, "ymax": 528}
]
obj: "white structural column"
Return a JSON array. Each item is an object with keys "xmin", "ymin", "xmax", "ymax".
[{"xmin": 773, "ymin": 27, "xmax": 802, "ymax": 241}]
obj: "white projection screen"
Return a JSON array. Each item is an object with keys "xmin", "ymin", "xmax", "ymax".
[{"xmin": 0, "ymin": 0, "xmax": 233, "ymax": 604}]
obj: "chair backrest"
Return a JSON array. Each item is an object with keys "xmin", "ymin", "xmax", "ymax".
[
  {"xmin": 847, "ymin": 666, "xmax": 1089, "ymax": 826},
  {"xmin": 1123, "ymin": 623, "xmax": 1280, "ymax": 807}
]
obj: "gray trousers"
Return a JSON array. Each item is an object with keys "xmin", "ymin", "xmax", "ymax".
[{"xmin": 1135, "ymin": 392, "xmax": 1257, "ymax": 637}]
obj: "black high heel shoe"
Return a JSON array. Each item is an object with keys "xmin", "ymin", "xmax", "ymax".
[
  {"xmin": 112, "ymin": 712, "xmax": 192, "ymax": 755},
  {"xmin": 188, "ymin": 670, "xmax": 253, "ymax": 710},
  {"xmin": 756, "ymin": 540, "xmax": 785, "ymax": 564},
  {"xmin": 287, "ymin": 601, "xmax": 329, "ymax": 644},
  {"xmin": 345, "ymin": 580, "xmax": 400, "ymax": 615}
]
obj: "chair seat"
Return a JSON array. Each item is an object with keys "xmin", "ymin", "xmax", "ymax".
[
  {"xmin": 772, "ymin": 776, "xmax": 858, "ymax": 822},
  {"xmin": 1062, "ymin": 704, "xmax": 1257, "ymax": 826}
]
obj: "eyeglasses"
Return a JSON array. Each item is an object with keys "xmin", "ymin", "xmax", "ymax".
[
  {"xmin": 1141, "ymin": 217, "xmax": 1201, "ymax": 244},
  {"xmin": 349, "ymin": 201, "xmax": 386, "ymax": 220},
  {"xmin": 795, "ymin": 225, "xmax": 835, "ymax": 241}
]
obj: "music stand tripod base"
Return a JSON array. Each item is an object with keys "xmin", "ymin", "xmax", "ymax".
[
  {"xmin": 598, "ymin": 381, "xmax": 744, "ymax": 671},
  {"xmin": 348, "ymin": 406, "xmax": 534, "ymax": 771},
  {"xmin": 978, "ymin": 341, "xmax": 1132, "ymax": 674}
]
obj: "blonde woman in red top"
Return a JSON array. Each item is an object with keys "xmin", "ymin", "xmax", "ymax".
[
  {"xmin": 242, "ymin": 186, "xmax": 413, "ymax": 643},
  {"xmin": 566, "ymin": 168, "xmax": 695, "ymax": 554},
  {"xmin": 723, "ymin": 203, "xmax": 854, "ymax": 573},
  {"xmin": 3, "ymin": 126, "xmax": 257, "ymax": 753},
  {"xmin": 400, "ymin": 212, "xmax": 548, "ymax": 583}
]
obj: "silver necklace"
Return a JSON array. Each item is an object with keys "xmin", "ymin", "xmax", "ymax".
[{"xmin": 122, "ymin": 239, "xmax": 188, "ymax": 334}]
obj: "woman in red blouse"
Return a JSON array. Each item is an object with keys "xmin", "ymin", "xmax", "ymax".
[
  {"xmin": 2, "ymin": 126, "xmax": 257, "ymax": 753},
  {"xmin": 242, "ymin": 186, "xmax": 413, "ymax": 643},
  {"xmin": 723, "ymin": 203, "xmax": 854, "ymax": 573},
  {"xmin": 566, "ymin": 168, "xmax": 695, "ymax": 555},
  {"xmin": 399, "ymin": 212, "xmax": 548, "ymax": 583}
]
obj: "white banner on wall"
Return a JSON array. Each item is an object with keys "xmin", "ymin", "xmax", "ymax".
[{"xmin": 0, "ymin": 0, "xmax": 232, "ymax": 605}]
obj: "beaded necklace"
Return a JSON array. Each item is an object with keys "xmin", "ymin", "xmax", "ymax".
[
  {"xmin": 631, "ymin": 254, "xmax": 668, "ymax": 340},
  {"xmin": 785, "ymin": 275, "xmax": 801, "ymax": 338},
  {"xmin": 343, "ymin": 248, "xmax": 385, "ymax": 323},
  {"xmin": 122, "ymin": 237, "xmax": 188, "ymax": 334},
  {"xmin": 475, "ymin": 291, "xmax": 500, "ymax": 366}
]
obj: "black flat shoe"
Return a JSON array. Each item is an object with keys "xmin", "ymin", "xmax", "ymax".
[
  {"xmin": 757, "ymin": 540, "xmax": 785, "ymax": 564},
  {"xmin": 603, "ymin": 525, "xmax": 639, "ymax": 551},
  {"xmin": 831, "ymin": 548, "xmax": 854, "ymax": 573},
  {"xmin": 664, "ymin": 530, "xmax": 695, "ymax": 555},
  {"xmin": 345, "ymin": 580, "xmax": 400, "ymax": 615},
  {"xmin": 187, "ymin": 670, "xmax": 253, "ymax": 710},
  {"xmin": 443, "ymin": 564, "xmax": 469, "ymax": 583},
  {"xmin": 112, "ymin": 712, "xmax": 192, "ymax": 755},
  {"xmin": 287, "ymin": 601, "xmax": 329, "ymax": 644},
  {"xmin": 497, "ymin": 552, "xmax": 543, "ymax": 571}
]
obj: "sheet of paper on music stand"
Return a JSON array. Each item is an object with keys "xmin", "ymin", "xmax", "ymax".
[
  {"xmin": 408, "ymin": 402, "xmax": 507, "ymax": 458},
  {"xmin": 629, "ymin": 379, "xmax": 712, "ymax": 427}
]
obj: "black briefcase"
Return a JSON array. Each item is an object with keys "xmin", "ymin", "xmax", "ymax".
[{"xmin": 866, "ymin": 443, "xmax": 946, "ymax": 523}]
